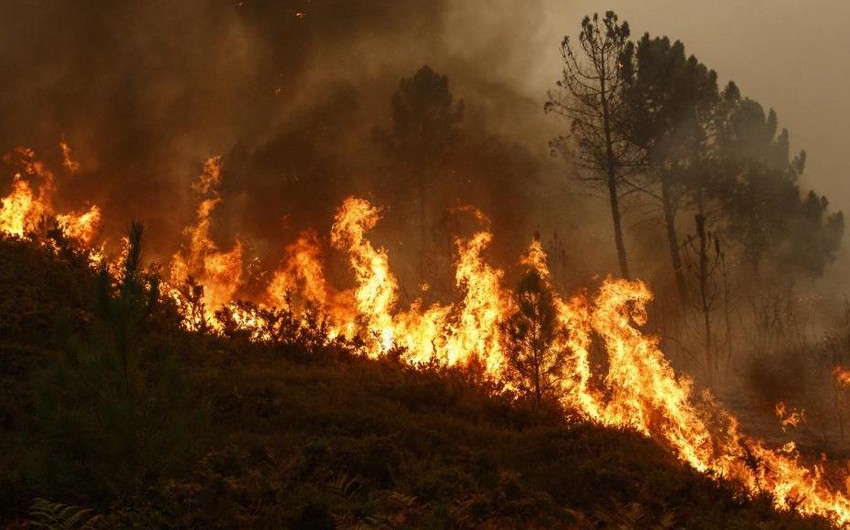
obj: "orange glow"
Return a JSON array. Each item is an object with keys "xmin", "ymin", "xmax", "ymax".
[
  {"xmin": 835, "ymin": 367, "xmax": 850, "ymax": 388},
  {"xmin": 0, "ymin": 145, "xmax": 101, "ymax": 246},
  {"xmin": 59, "ymin": 138, "xmax": 81, "ymax": 173},
  {"xmin": 169, "ymin": 157, "xmax": 243, "ymax": 330},
  {"xmin": 11, "ymin": 152, "xmax": 850, "ymax": 526},
  {"xmin": 775, "ymin": 401, "xmax": 805, "ymax": 432}
]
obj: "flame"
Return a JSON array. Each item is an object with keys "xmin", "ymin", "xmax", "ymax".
[
  {"xmin": 0, "ymin": 145, "xmax": 101, "ymax": 246},
  {"xmin": 56, "ymin": 205, "xmax": 101, "ymax": 244},
  {"xmin": 297, "ymin": 200, "xmax": 850, "ymax": 525},
  {"xmin": 0, "ymin": 173, "xmax": 45, "ymax": 238},
  {"xmin": 775, "ymin": 401, "xmax": 805, "ymax": 432},
  {"xmin": 169, "ymin": 157, "xmax": 243, "ymax": 329},
  {"xmin": 326, "ymin": 198, "xmax": 507, "ymax": 371},
  {"xmin": 329, "ymin": 197, "xmax": 398, "ymax": 353},
  {"xmin": 835, "ymin": 367, "xmax": 850, "ymax": 388},
  {"xmin": 10, "ymin": 151, "xmax": 850, "ymax": 527},
  {"xmin": 442, "ymin": 230, "xmax": 505, "ymax": 371},
  {"xmin": 59, "ymin": 138, "xmax": 81, "ymax": 173},
  {"xmin": 267, "ymin": 229, "xmax": 357, "ymax": 337}
]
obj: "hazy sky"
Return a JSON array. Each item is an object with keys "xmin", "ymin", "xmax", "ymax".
[
  {"xmin": 447, "ymin": 0, "xmax": 850, "ymax": 211},
  {"xmin": 590, "ymin": 1, "xmax": 850, "ymax": 212}
]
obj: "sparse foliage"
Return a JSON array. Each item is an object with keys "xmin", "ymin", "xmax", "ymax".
[
  {"xmin": 499, "ymin": 269, "xmax": 568, "ymax": 407},
  {"xmin": 546, "ymin": 11, "xmax": 638, "ymax": 278},
  {"xmin": 28, "ymin": 498, "xmax": 101, "ymax": 530}
]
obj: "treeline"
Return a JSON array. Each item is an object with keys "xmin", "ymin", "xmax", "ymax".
[
  {"xmin": 325, "ymin": 11, "xmax": 848, "ymax": 388},
  {"xmin": 544, "ymin": 11, "xmax": 843, "ymax": 293},
  {"xmin": 309, "ymin": 10, "xmax": 844, "ymax": 316}
]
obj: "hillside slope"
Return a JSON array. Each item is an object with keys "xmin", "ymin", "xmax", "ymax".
[{"xmin": 0, "ymin": 237, "xmax": 831, "ymax": 529}]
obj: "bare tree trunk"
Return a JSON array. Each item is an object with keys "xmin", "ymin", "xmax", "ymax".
[
  {"xmin": 606, "ymin": 170, "xmax": 630, "ymax": 279},
  {"xmin": 661, "ymin": 172, "xmax": 687, "ymax": 304},
  {"xmin": 722, "ymin": 252, "xmax": 733, "ymax": 368},
  {"xmin": 418, "ymin": 176, "xmax": 427, "ymax": 276},
  {"xmin": 747, "ymin": 177, "xmax": 762, "ymax": 275},
  {"xmin": 601, "ymin": 82, "xmax": 630, "ymax": 279},
  {"xmin": 695, "ymin": 213, "xmax": 714, "ymax": 384}
]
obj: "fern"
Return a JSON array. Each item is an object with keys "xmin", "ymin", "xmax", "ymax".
[
  {"xmin": 328, "ymin": 473, "xmax": 363, "ymax": 500},
  {"xmin": 28, "ymin": 498, "xmax": 101, "ymax": 530}
]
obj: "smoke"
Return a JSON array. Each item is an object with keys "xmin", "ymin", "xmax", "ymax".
[
  {"xmin": 10, "ymin": 0, "xmax": 850, "ymax": 478},
  {"xmin": 0, "ymin": 0, "xmax": 672, "ymax": 292}
]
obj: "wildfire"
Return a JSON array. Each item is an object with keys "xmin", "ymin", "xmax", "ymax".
[
  {"xmin": 8, "ymin": 145, "xmax": 850, "ymax": 526},
  {"xmin": 185, "ymin": 192, "xmax": 850, "ymax": 526},
  {"xmin": 158, "ymin": 179, "xmax": 850, "ymax": 525},
  {"xmin": 169, "ymin": 157, "xmax": 244, "ymax": 329},
  {"xmin": 0, "ymin": 145, "xmax": 101, "ymax": 246}
]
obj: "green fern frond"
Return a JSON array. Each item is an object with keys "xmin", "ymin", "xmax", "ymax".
[
  {"xmin": 329, "ymin": 472, "xmax": 363, "ymax": 499},
  {"xmin": 28, "ymin": 498, "xmax": 101, "ymax": 530}
]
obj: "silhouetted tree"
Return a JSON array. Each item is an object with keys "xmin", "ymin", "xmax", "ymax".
[
  {"xmin": 499, "ymin": 268, "xmax": 568, "ymax": 407},
  {"xmin": 546, "ymin": 11, "xmax": 638, "ymax": 278},
  {"xmin": 621, "ymin": 34, "xmax": 719, "ymax": 302},
  {"xmin": 683, "ymin": 215, "xmax": 725, "ymax": 383},
  {"xmin": 712, "ymin": 87, "xmax": 844, "ymax": 277},
  {"xmin": 375, "ymin": 65, "xmax": 463, "ymax": 275}
]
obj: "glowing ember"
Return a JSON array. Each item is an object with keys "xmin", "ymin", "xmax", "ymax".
[
  {"xmin": 835, "ymin": 367, "xmax": 850, "ymax": 388},
  {"xmin": 775, "ymin": 401, "xmax": 805, "ymax": 432}
]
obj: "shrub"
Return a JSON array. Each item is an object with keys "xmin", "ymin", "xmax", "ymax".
[{"xmin": 26, "ymin": 222, "xmax": 203, "ymax": 501}]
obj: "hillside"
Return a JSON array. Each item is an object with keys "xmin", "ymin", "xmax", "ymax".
[{"xmin": 0, "ymin": 237, "xmax": 832, "ymax": 529}]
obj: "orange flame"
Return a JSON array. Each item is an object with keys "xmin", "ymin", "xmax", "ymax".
[
  {"xmin": 169, "ymin": 157, "xmax": 244, "ymax": 329},
  {"xmin": 56, "ymin": 205, "xmax": 101, "ymax": 244},
  {"xmin": 330, "ymin": 197, "xmax": 398, "ymax": 353},
  {"xmin": 59, "ymin": 138, "xmax": 81, "ymax": 173},
  {"xmin": 0, "ymin": 145, "xmax": 101, "ymax": 246},
  {"xmin": 835, "ymin": 367, "xmax": 850, "ymax": 388},
  {"xmin": 775, "ymin": 401, "xmax": 805, "ymax": 432}
]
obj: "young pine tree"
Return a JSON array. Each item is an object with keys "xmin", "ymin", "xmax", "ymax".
[
  {"xmin": 28, "ymin": 221, "xmax": 201, "ymax": 500},
  {"xmin": 499, "ymin": 269, "xmax": 568, "ymax": 407}
]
